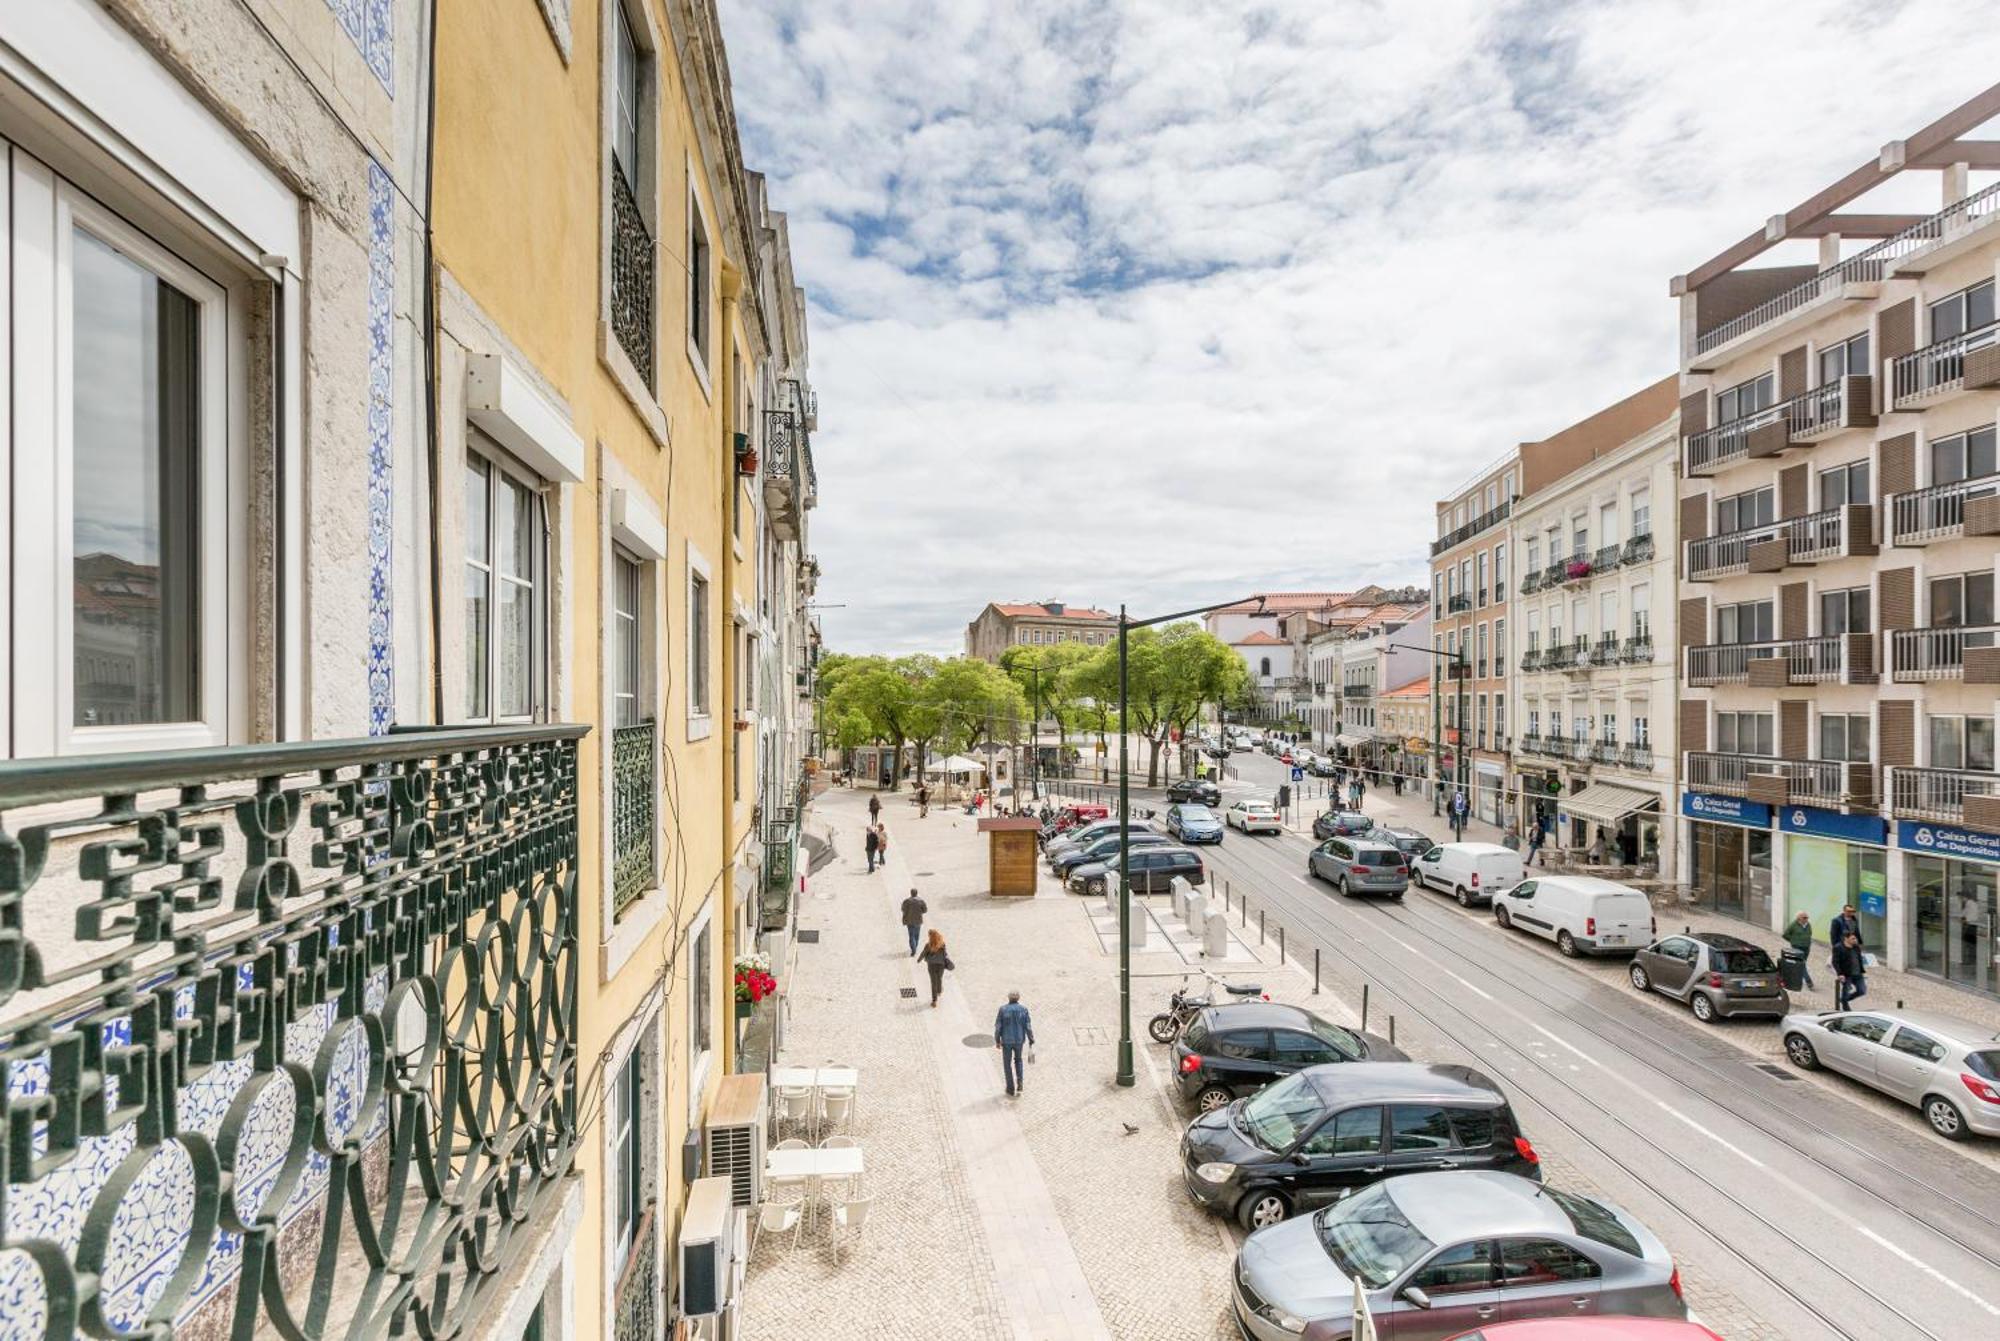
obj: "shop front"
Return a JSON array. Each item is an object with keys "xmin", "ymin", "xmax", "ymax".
[
  {"xmin": 1779, "ymin": 806, "xmax": 1889, "ymax": 954},
  {"xmin": 1682, "ymin": 792, "xmax": 1774, "ymax": 928},
  {"xmin": 1899, "ymin": 820, "xmax": 2000, "ymax": 1000},
  {"xmin": 1561, "ymin": 782, "xmax": 1664, "ymax": 868},
  {"xmin": 1476, "ymin": 761, "xmax": 1505, "ymax": 827}
]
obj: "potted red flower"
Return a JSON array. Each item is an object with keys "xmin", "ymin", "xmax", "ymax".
[{"xmin": 733, "ymin": 953, "xmax": 776, "ymax": 1018}]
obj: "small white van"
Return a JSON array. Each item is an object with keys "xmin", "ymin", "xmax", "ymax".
[
  {"xmin": 1412, "ymin": 842, "xmax": 1524, "ymax": 907},
  {"xmin": 1492, "ymin": 876, "xmax": 1655, "ymax": 957}
]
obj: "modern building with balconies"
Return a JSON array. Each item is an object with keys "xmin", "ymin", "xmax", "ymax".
[
  {"xmin": 1510, "ymin": 381, "xmax": 1680, "ymax": 872},
  {"xmin": 1430, "ymin": 455, "xmax": 1519, "ymax": 824},
  {"xmin": 1671, "ymin": 82, "xmax": 2000, "ymax": 998}
]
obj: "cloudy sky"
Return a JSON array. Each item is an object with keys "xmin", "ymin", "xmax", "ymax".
[{"xmin": 720, "ymin": 0, "xmax": 1994, "ymax": 654}]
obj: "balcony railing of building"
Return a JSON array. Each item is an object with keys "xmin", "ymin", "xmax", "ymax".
[
  {"xmin": 1780, "ymin": 505, "xmax": 1874, "ymax": 566},
  {"xmin": 1888, "ymin": 765, "xmax": 2000, "ymax": 828},
  {"xmin": 1889, "ymin": 624, "xmax": 2000, "ymax": 682},
  {"xmin": 1521, "ymin": 569, "xmax": 1546, "ymax": 596},
  {"xmin": 614, "ymin": 1204, "xmax": 661, "ymax": 1341},
  {"xmin": 1541, "ymin": 562, "xmax": 1570, "ymax": 588},
  {"xmin": 1693, "ymin": 179, "xmax": 2000, "ymax": 358},
  {"xmin": 609, "ymin": 159, "xmax": 655, "ymax": 385},
  {"xmin": 1891, "ymin": 320, "xmax": 2000, "ymax": 409},
  {"xmin": 1519, "ymin": 732, "xmax": 1545, "ymax": 755},
  {"xmin": 1561, "ymin": 638, "xmax": 1593, "ymax": 673},
  {"xmin": 1888, "ymin": 471, "xmax": 2000, "ymax": 546},
  {"xmin": 612, "ymin": 719, "xmax": 658, "ymax": 914},
  {"xmin": 764, "ymin": 803, "xmax": 800, "ymax": 915},
  {"xmin": 1684, "ymin": 406, "xmax": 1779, "ymax": 477},
  {"xmin": 0, "ymin": 723, "xmax": 585, "ymax": 1340},
  {"xmin": 1622, "ymin": 533, "xmax": 1655, "ymax": 565},
  {"xmin": 1686, "ymin": 636, "xmax": 1852, "ymax": 687},
  {"xmin": 1687, "ymin": 751, "xmax": 1860, "ymax": 808},
  {"xmin": 1447, "ymin": 593, "xmax": 1472, "ymax": 614},
  {"xmin": 1520, "ymin": 647, "xmax": 1544, "ymax": 672},
  {"xmin": 1592, "ymin": 544, "xmax": 1622, "ymax": 573},
  {"xmin": 1591, "ymin": 741, "xmax": 1621, "ymax": 766},
  {"xmin": 1343, "ymin": 684, "xmax": 1371, "ymax": 699},
  {"xmin": 1590, "ymin": 634, "xmax": 1620, "ymax": 667},
  {"xmin": 1623, "ymin": 635, "xmax": 1654, "ymax": 664},
  {"xmin": 1544, "ymin": 642, "xmax": 1578, "ymax": 670},
  {"xmin": 1430, "ymin": 499, "xmax": 1513, "ymax": 556},
  {"xmin": 1688, "ymin": 521, "xmax": 1783, "ymax": 581},
  {"xmin": 1621, "ymin": 744, "xmax": 1654, "ymax": 771}
]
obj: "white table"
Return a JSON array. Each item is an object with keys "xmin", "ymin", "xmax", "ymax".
[
  {"xmin": 765, "ymin": 1146, "xmax": 865, "ymax": 1181},
  {"xmin": 770, "ymin": 1065, "xmax": 858, "ymax": 1089}
]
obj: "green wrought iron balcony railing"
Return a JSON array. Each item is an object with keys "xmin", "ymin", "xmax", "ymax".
[
  {"xmin": 613, "ymin": 719, "xmax": 658, "ymax": 914},
  {"xmin": 0, "ymin": 723, "xmax": 585, "ymax": 1341}
]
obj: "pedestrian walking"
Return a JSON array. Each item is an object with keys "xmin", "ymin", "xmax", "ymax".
[
  {"xmin": 1355, "ymin": 777, "xmax": 1367, "ymax": 807},
  {"xmin": 863, "ymin": 824, "xmax": 881, "ymax": 873},
  {"xmin": 917, "ymin": 784, "xmax": 930, "ymax": 818},
  {"xmin": 1833, "ymin": 932, "xmax": 1868, "ymax": 1010},
  {"xmin": 1526, "ymin": 824, "xmax": 1545, "ymax": 867},
  {"xmin": 875, "ymin": 823, "xmax": 891, "ymax": 865},
  {"xmin": 994, "ymin": 990, "xmax": 1035, "ymax": 1097},
  {"xmin": 868, "ymin": 793, "xmax": 881, "ymax": 824},
  {"xmin": 1783, "ymin": 911, "xmax": 1817, "ymax": 990},
  {"xmin": 900, "ymin": 888, "xmax": 928, "ymax": 956},
  {"xmin": 1585, "ymin": 832, "xmax": 1607, "ymax": 865},
  {"xmin": 918, "ymin": 930, "xmax": 954, "ymax": 1007},
  {"xmin": 1829, "ymin": 903, "xmax": 1864, "ymax": 949}
]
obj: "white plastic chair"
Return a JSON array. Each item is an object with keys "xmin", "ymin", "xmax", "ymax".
[
  {"xmin": 826, "ymin": 1195, "xmax": 873, "ymax": 1261},
  {"xmin": 819, "ymin": 1088, "xmax": 854, "ymax": 1134},
  {"xmin": 817, "ymin": 1135, "xmax": 862, "ymax": 1197},
  {"xmin": 776, "ymin": 1085, "xmax": 814, "ymax": 1140},
  {"xmin": 754, "ymin": 1185, "xmax": 806, "ymax": 1256}
]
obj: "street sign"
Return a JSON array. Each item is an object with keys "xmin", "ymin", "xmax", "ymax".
[{"xmin": 1291, "ymin": 766, "xmax": 1304, "ymax": 782}]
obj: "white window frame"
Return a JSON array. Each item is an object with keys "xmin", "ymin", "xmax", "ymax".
[
  {"xmin": 611, "ymin": 546, "xmax": 647, "ymax": 728},
  {"xmin": 11, "ymin": 160, "xmax": 245, "ymax": 756},
  {"xmin": 685, "ymin": 175, "xmax": 712, "ymax": 395},
  {"xmin": 685, "ymin": 901, "xmax": 714, "ymax": 1125},
  {"xmin": 463, "ymin": 436, "xmax": 549, "ymax": 724},
  {"xmin": 686, "ymin": 540, "xmax": 713, "ymax": 739}
]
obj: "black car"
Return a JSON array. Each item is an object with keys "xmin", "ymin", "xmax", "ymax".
[
  {"xmin": 1050, "ymin": 830, "xmax": 1171, "ymax": 877},
  {"xmin": 1310, "ymin": 809, "xmax": 1374, "ymax": 840},
  {"xmin": 1166, "ymin": 779, "xmax": 1222, "ymax": 807},
  {"xmin": 1307, "ymin": 757, "xmax": 1339, "ymax": 777},
  {"xmin": 1172, "ymin": 1003, "xmax": 1407, "ymax": 1112},
  {"xmin": 1376, "ymin": 826, "xmax": 1434, "ymax": 859},
  {"xmin": 1070, "ymin": 844, "xmax": 1206, "ymax": 895},
  {"xmin": 1179, "ymin": 1063, "xmax": 1540, "ymax": 1231}
]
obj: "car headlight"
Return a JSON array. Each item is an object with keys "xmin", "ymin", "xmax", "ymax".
[
  {"xmin": 1194, "ymin": 1162, "xmax": 1237, "ymax": 1183},
  {"xmin": 1256, "ymin": 1304, "xmax": 1308, "ymax": 1334}
]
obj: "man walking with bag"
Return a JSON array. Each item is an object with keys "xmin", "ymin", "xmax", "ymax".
[
  {"xmin": 864, "ymin": 824, "xmax": 881, "ymax": 873},
  {"xmin": 994, "ymin": 990, "xmax": 1035, "ymax": 1098},
  {"xmin": 900, "ymin": 888, "xmax": 927, "ymax": 957},
  {"xmin": 1833, "ymin": 932, "xmax": 1869, "ymax": 1010}
]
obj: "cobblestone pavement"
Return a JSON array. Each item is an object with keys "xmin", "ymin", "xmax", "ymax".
[{"xmin": 744, "ymin": 784, "xmax": 1807, "ymax": 1339}]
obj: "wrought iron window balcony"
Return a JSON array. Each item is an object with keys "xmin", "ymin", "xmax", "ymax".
[
  {"xmin": 1590, "ymin": 637, "xmax": 1620, "ymax": 667},
  {"xmin": 1447, "ymin": 594, "xmax": 1472, "ymax": 614},
  {"xmin": 1620, "ymin": 744, "xmax": 1654, "ymax": 771},
  {"xmin": 1622, "ymin": 636, "xmax": 1654, "ymax": 664},
  {"xmin": 763, "ymin": 407, "xmax": 808, "ymax": 540},
  {"xmin": 613, "ymin": 719, "xmax": 658, "ymax": 914},
  {"xmin": 1520, "ymin": 570, "xmax": 1545, "ymax": 596},
  {"xmin": 609, "ymin": 159, "xmax": 655, "ymax": 384},
  {"xmin": 1520, "ymin": 647, "xmax": 1544, "ymax": 672},
  {"xmin": 1591, "ymin": 741, "xmax": 1621, "ymax": 765},
  {"xmin": 1430, "ymin": 499, "xmax": 1512, "ymax": 556},
  {"xmin": 1888, "ymin": 471, "xmax": 2000, "ymax": 547},
  {"xmin": 1891, "ymin": 320, "xmax": 2000, "ymax": 409},
  {"xmin": 1592, "ymin": 545, "xmax": 1621, "ymax": 573},
  {"xmin": 0, "ymin": 723, "xmax": 585, "ymax": 1340},
  {"xmin": 1519, "ymin": 732, "xmax": 1545, "ymax": 755},
  {"xmin": 1343, "ymin": 684, "xmax": 1370, "ymax": 699},
  {"xmin": 1622, "ymin": 533, "xmax": 1655, "ymax": 565},
  {"xmin": 1889, "ymin": 624, "xmax": 2000, "ymax": 683},
  {"xmin": 1888, "ymin": 765, "xmax": 2000, "ymax": 830},
  {"xmin": 1543, "ymin": 643, "xmax": 1577, "ymax": 669},
  {"xmin": 1561, "ymin": 640, "xmax": 1593, "ymax": 673}
]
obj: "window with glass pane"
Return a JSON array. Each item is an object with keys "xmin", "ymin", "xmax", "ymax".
[
  {"xmin": 1598, "ymin": 501, "xmax": 1618, "ymax": 547},
  {"xmin": 1476, "ymin": 551, "xmax": 1487, "ymax": 597},
  {"xmin": 1929, "ymin": 279, "xmax": 1995, "ymax": 342},
  {"xmin": 71, "ymin": 228, "xmax": 202, "ymax": 729},
  {"xmin": 1974, "ymin": 717, "xmax": 1998, "ymax": 773},
  {"xmin": 614, "ymin": 551, "xmax": 643, "ymax": 726},
  {"xmin": 1599, "ymin": 591, "xmax": 1617, "ymax": 639},
  {"xmin": 689, "ymin": 571, "xmax": 711, "ymax": 715},
  {"xmin": 1631, "ymin": 584, "xmax": 1651, "ymax": 637},
  {"xmin": 612, "ymin": 1046, "xmax": 643, "ymax": 1263},
  {"xmin": 1819, "ymin": 588, "xmax": 1870, "ymax": 635},
  {"xmin": 1630, "ymin": 487, "xmax": 1651, "ymax": 537},
  {"xmin": 1716, "ymin": 487, "xmax": 1775, "ymax": 534},
  {"xmin": 1717, "ymin": 373, "xmax": 1775, "ymax": 423},
  {"xmin": 1717, "ymin": 601, "xmax": 1774, "ymax": 644},
  {"xmin": 612, "ymin": 1, "xmax": 640, "ymax": 176},
  {"xmin": 1819, "ymin": 332, "xmax": 1869, "ymax": 384},
  {"xmin": 1818, "ymin": 461, "xmax": 1869, "ymax": 509},
  {"xmin": 465, "ymin": 444, "xmax": 542, "ymax": 721},
  {"xmin": 1820, "ymin": 713, "xmax": 1870, "ymax": 763},
  {"xmin": 1930, "ymin": 426, "xmax": 1999, "ymax": 485},
  {"xmin": 1495, "ymin": 543, "xmax": 1507, "ymax": 587},
  {"xmin": 1633, "ymin": 712, "xmax": 1650, "ymax": 745},
  {"xmin": 1719, "ymin": 711, "xmax": 1774, "ymax": 755},
  {"xmin": 1931, "ymin": 716, "xmax": 1966, "ymax": 770}
]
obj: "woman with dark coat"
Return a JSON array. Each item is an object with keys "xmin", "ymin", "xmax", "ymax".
[{"xmin": 917, "ymin": 929, "xmax": 954, "ymax": 1007}]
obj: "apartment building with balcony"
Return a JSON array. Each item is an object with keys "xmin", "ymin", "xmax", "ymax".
[
  {"xmin": 1430, "ymin": 457, "xmax": 1518, "ymax": 823},
  {"xmin": 1672, "ymin": 82, "xmax": 2000, "ymax": 999},
  {"xmin": 964, "ymin": 599, "xmax": 1116, "ymax": 661},
  {"xmin": 1326, "ymin": 604, "xmax": 1431, "ymax": 776},
  {"xmin": 1510, "ymin": 382, "xmax": 1679, "ymax": 871},
  {"xmin": 1379, "ymin": 676, "xmax": 1436, "ymax": 786}
]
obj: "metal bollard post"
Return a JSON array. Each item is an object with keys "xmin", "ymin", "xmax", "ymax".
[
  {"xmin": 1259, "ymin": 909, "xmax": 1266, "ymax": 945},
  {"xmin": 1361, "ymin": 983, "xmax": 1370, "ymax": 1032},
  {"xmin": 1279, "ymin": 926, "xmax": 1286, "ymax": 964},
  {"xmin": 1313, "ymin": 948, "xmax": 1320, "ymax": 994},
  {"xmin": 1241, "ymin": 896, "xmax": 1247, "ymax": 928},
  {"xmin": 1389, "ymin": 1015, "xmax": 1397, "ymax": 1046}
]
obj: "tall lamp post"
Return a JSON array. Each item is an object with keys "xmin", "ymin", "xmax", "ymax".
[
  {"xmin": 1391, "ymin": 642, "xmax": 1469, "ymax": 837},
  {"xmin": 1114, "ymin": 595, "xmax": 1274, "ymax": 1087}
]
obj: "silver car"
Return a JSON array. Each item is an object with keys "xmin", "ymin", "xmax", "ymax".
[
  {"xmin": 1232, "ymin": 1170, "xmax": 1683, "ymax": 1340},
  {"xmin": 1307, "ymin": 837, "xmax": 1409, "ymax": 898},
  {"xmin": 1781, "ymin": 1007, "xmax": 2000, "ymax": 1140}
]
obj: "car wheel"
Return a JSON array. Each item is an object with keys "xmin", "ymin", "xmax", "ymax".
[
  {"xmin": 1629, "ymin": 962, "xmax": 1651, "ymax": 992},
  {"xmin": 1784, "ymin": 1033, "xmax": 1819, "ymax": 1070},
  {"xmin": 1335, "ymin": 875, "xmax": 1350, "ymax": 898},
  {"xmin": 1495, "ymin": 905, "xmax": 1512, "ymax": 929},
  {"xmin": 1454, "ymin": 886, "xmax": 1473, "ymax": 908},
  {"xmin": 1238, "ymin": 1189, "xmax": 1289, "ymax": 1232},
  {"xmin": 1195, "ymin": 1086, "xmax": 1233, "ymax": 1114},
  {"xmin": 1556, "ymin": 929, "xmax": 1578, "ymax": 957},
  {"xmin": 1925, "ymin": 1095, "xmax": 1970, "ymax": 1141},
  {"xmin": 1690, "ymin": 992, "xmax": 1718, "ymax": 1023},
  {"xmin": 1087, "ymin": 879, "xmax": 1105, "ymax": 897}
]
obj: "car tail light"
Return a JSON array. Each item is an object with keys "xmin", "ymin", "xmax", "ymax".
[
  {"xmin": 1586, "ymin": 916, "xmax": 1596, "ymax": 936},
  {"xmin": 1351, "ymin": 865, "xmax": 1369, "ymax": 876},
  {"xmin": 1707, "ymin": 972, "xmax": 1725, "ymax": 988},
  {"xmin": 1470, "ymin": 872, "xmax": 1480, "ymax": 888},
  {"xmin": 1179, "ymin": 1054, "xmax": 1203, "ymax": 1074},
  {"xmin": 1513, "ymin": 1136, "xmax": 1540, "ymax": 1165},
  {"xmin": 1397, "ymin": 867, "xmax": 1409, "ymax": 877},
  {"xmin": 1669, "ymin": 1265, "xmax": 1682, "ymax": 1300},
  {"xmin": 1962, "ymin": 1072, "xmax": 2000, "ymax": 1105}
]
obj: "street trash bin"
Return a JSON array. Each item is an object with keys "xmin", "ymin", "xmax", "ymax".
[{"xmin": 1779, "ymin": 946, "xmax": 1806, "ymax": 992}]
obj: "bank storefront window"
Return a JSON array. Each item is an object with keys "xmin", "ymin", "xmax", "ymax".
[
  {"xmin": 1911, "ymin": 855, "xmax": 1999, "ymax": 997},
  {"xmin": 1787, "ymin": 836, "xmax": 1887, "ymax": 951},
  {"xmin": 1690, "ymin": 820, "xmax": 1773, "ymax": 925}
]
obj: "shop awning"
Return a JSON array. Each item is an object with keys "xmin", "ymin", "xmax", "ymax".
[
  {"xmin": 1558, "ymin": 783, "xmax": 1661, "ymax": 827},
  {"xmin": 1334, "ymin": 734, "xmax": 1369, "ymax": 748}
]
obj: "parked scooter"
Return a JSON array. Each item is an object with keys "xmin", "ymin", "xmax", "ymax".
[{"xmin": 1147, "ymin": 973, "xmax": 1267, "ymax": 1043}]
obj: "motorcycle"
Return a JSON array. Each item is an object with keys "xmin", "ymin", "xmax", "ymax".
[{"xmin": 1147, "ymin": 974, "xmax": 1267, "ymax": 1043}]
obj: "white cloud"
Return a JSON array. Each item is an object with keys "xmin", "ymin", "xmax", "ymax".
[{"xmin": 721, "ymin": 0, "xmax": 1997, "ymax": 653}]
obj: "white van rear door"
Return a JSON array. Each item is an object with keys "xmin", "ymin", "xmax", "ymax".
[
  {"xmin": 1475, "ymin": 853, "xmax": 1524, "ymax": 893},
  {"xmin": 1591, "ymin": 894, "xmax": 1654, "ymax": 948}
]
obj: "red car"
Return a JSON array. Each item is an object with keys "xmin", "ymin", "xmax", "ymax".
[{"xmin": 1447, "ymin": 1319, "xmax": 1725, "ymax": 1340}]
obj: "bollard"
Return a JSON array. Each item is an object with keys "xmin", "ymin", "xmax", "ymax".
[
  {"xmin": 1241, "ymin": 896, "xmax": 1247, "ymax": 928},
  {"xmin": 1203, "ymin": 906, "xmax": 1230, "ymax": 958},
  {"xmin": 1259, "ymin": 909, "xmax": 1265, "ymax": 945},
  {"xmin": 1313, "ymin": 948, "xmax": 1320, "ymax": 994},
  {"xmin": 1361, "ymin": 983, "xmax": 1370, "ymax": 1032},
  {"xmin": 1279, "ymin": 926, "xmax": 1286, "ymax": 965},
  {"xmin": 1389, "ymin": 1015, "xmax": 1397, "ymax": 1046}
]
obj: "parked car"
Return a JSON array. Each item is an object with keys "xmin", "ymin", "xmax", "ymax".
[
  {"xmin": 1293, "ymin": 748, "xmax": 1320, "ymax": 769},
  {"xmin": 1447, "ymin": 1321, "xmax": 1724, "ymax": 1341},
  {"xmin": 1068, "ymin": 844, "xmax": 1206, "ymax": 896},
  {"xmin": 1312, "ymin": 809, "xmax": 1375, "ymax": 840},
  {"xmin": 1226, "ymin": 800, "xmax": 1284, "ymax": 834},
  {"xmin": 1183, "ymin": 1066, "xmax": 1540, "ymax": 1233},
  {"xmin": 1781, "ymin": 1007, "xmax": 2000, "ymax": 1140},
  {"xmin": 1307, "ymin": 836, "xmax": 1410, "ymax": 898},
  {"xmin": 1051, "ymin": 830, "xmax": 1171, "ymax": 878},
  {"xmin": 1492, "ymin": 877, "xmax": 1654, "ymax": 957},
  {"xmin": 1378, "ymin": 826, "xmax": 1436, "ymax": 861},
  {"xmin": 1228, "ymin": 1170, "xmax": 1683, "ymax": 1341},
  {"xmin": 1629, "ymin": 932, "xmax": 1788, "ymax": 1023},
  {"xmin": 1173, "ymin": 1004, "xmax": 1408, "ymax": 1111},
  {"xmin": 1413, "ymin": 841, "xmax": 1524, "ymax": 907},
  {"xmin": 1044, "ymin": 819, "xmax": 1144, "ymax": 863},
  {"xmin": 1165, "ymin": 803, "xmax": 1224, "ymax": 844},
  {"xmin": 1166, "ymin": 778, "xmax": 1221, "ymax": 807}
]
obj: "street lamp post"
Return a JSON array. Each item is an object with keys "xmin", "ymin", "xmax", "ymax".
[{"xmin": 1115, "ymin": 594, "xmax": 1273, "ymax": 1088}]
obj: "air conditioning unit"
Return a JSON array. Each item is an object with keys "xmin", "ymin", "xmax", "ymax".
[
  {"xmin": 704, "ymin": 1073, "xmax": 766, "ymax": 1209},
  {"xmin": 678, "ymin": 1175, "xmax": 744, "ymax": 1318}
]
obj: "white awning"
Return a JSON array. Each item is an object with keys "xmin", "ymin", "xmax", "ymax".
[
  {"xmin": 1558, "ymin": 783, "xmax": 1661, "ymax": 827},
  {"xmin": 1334, "ymin": 734, "xmax": 1368, "ymax": 748}
]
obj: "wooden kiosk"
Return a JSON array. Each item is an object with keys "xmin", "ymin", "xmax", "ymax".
[{"xmin": 977, "ymin": 816, "xmax": 1043, "ymax": 896}]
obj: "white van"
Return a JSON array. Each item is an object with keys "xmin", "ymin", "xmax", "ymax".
[
  {"xmin": 1412, "ymin": 842, "xmax": 1524, "ymax": 907},
  {"xmin": 1491, "ymin": 876, "xmax": 1655, "ymax": 957}
]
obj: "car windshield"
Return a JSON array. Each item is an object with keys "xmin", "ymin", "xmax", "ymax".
[
  {"xmin": 1305, "ymin": 1018, "xmax": 1365, "ymax": 1060},
  {"xmin": 1312, "ymin": 1184, "xmax": 1437, "ymax": 1287},
  {"xmin": 1968, "ymin": 1050, "xmax": 2000, "ymax": 1082},
  {"xmin": 1239, "ymin": 1072, "xmax": 1324, "ymax": 1151},
  {"xmin": 1712, "ymin": 948, "xmax": 1775, "ymax": 973},
  {"xmin": 1545, "ymin": 1187, "xmax": 1641, "ymax": 1257},
  {"xmin": 1355, "ymin": 849, "xmax": 1402, "ymax": 867}
]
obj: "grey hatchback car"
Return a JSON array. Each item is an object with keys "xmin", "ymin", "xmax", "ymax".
[
  {"xmin": 1230, "ymin": 1170, "xmax": 1684, "ymax": 1340},
  {"xmin": 1307, "ymin": 836, "xmax": 1410, "ymax": 898},
  {"xmin": 1781, "ymin": 1007, "xmax": 2000, "ymax": 1140},
  {"xmin": 1628, "ymin": 932, "xmax": 1788, "ymax": 1023}
]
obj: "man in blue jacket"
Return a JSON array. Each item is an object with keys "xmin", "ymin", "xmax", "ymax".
[{"xmin": 994, "ymin": 990, "xmax": 1036, "ymax": 1098}]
